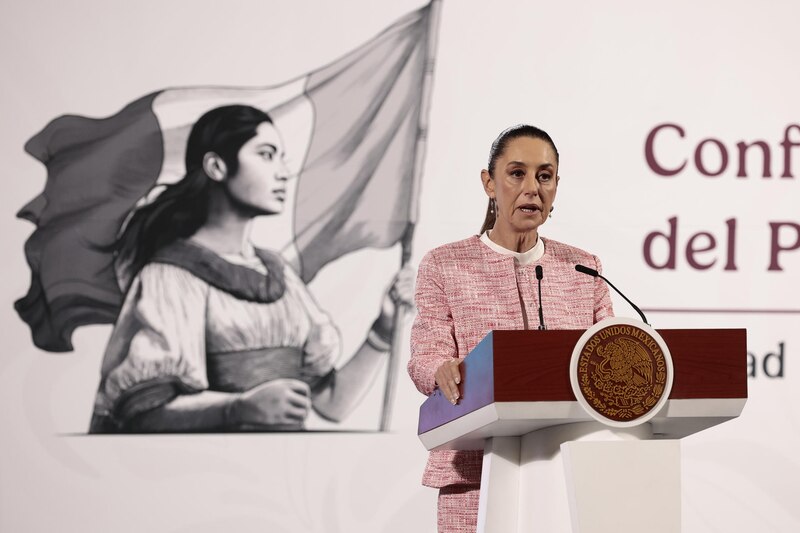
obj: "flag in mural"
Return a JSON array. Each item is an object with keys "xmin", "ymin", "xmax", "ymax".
[{"xmin": 16, "ymin": 3, "xmax": 436, "ymax": 353}]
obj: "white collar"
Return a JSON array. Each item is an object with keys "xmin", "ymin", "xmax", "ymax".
[{"xmin": 480, "ymin": 231, "xmax": 544, "ymax": 266}]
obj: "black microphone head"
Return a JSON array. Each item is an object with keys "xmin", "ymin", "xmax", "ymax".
[
  {"xmin": 575, "ymin": 264, "xmax": 599, "ymax": 277},
  {"xmin": 535, "ymin": 265, "xmax": 543, "ymax": 280}
]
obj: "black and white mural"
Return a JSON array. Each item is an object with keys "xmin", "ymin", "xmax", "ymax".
[
  {"xmin": 3, "ymin": 0, "xmax": 800, "ymax": 531},
  {"xmin": 15, "ymin": 4, "xmax": 436, "ymax": 433}
]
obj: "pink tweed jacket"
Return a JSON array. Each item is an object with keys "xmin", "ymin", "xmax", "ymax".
[{"xmin": 408, "ymin": 235, "xmax": 614, "ymax": 488}]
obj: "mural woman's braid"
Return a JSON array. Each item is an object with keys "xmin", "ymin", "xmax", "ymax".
[{"xmin": 114, "ymin": 105, "xmax": 273, "ymax": 289}]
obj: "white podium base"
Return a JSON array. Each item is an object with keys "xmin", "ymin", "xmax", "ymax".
[{"xmin": 477, "ymin": 422, "xmax": 681, "ymax": 533}]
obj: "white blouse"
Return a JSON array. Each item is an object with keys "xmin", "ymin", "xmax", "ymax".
[{"xmin": 93, "ymin": 257, "xmax": 341, "ymax": 419}]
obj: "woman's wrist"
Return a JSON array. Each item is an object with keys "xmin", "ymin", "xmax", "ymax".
[{"xmin": 223, "ymin": 392, "xmax": 244, "ymax": 427}]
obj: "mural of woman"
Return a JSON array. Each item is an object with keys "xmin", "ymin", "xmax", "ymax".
[{"xmin": 89, "ymin": 104, "xmax": 413, "ymax": 433}]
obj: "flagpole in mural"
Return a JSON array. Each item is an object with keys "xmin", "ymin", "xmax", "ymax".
[{"xmin": 380, "ymin": 0, "xmax": 443, "ymax": 432}]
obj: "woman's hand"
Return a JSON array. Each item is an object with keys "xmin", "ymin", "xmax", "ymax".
[
  {"xmin": 435, "ymin": 359, "xmax": 462, "ymax": 405},
  {"xmin": 229, "ymin": 378, "xmax": 311, "ymax": 427},
  {"xmin": 375, "ymin": 265, "xmax": 416, "ymax": 331}
]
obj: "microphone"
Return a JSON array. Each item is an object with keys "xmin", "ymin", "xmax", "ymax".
[
  {"xmin": 535, "ymin": 265, "xmax": 546, "ymax": 330},
  {"xmin": 574, "ymin": 264, "xmax": 649, "ymax": 325}
]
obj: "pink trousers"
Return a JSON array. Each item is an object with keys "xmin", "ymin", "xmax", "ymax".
[{"xmin": 437, "ymin": 484, "xmax": 480, "ymax": 533}]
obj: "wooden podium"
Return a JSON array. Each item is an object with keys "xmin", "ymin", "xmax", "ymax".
[{"xmin": 417, "ymin": 328, "xmax": 747, "ymax": 532}]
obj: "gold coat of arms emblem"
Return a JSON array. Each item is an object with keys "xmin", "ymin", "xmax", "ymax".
[{"xmin": 570, "ymin": 318, "xmax": 673, "ymax": 427}]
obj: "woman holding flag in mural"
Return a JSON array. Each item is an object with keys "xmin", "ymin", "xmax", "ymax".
[
  {"xmin": 16, "ymin": 3, "xmax": 439, "ymax": 432},
  {"xmin": 88, "ymin": 104, "xmax": 413, "ymax": 432},
  {"xmin": 408, "ymin": 125, "xmax": 614, "ymax": 531}
]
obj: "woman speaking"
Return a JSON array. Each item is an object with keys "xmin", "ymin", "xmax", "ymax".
[{"xmin": 408, "ymin": 125, "xmax": 614, "ymax": 532}]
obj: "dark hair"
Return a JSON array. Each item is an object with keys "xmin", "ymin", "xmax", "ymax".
[
  {"xmin": 480, "ymin": 124, "xmax": 559, "ymax": 234},
  {"xmin": 114, "ymin": 105, "xmax": 273, "ymax": 289}
]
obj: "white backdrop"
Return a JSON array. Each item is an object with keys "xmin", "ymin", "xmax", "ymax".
[{"xmin": 1, "ymin": 1, "xmax": 798, "ymax": 531}]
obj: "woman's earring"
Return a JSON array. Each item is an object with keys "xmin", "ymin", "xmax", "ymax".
[
  {"xmin": 549, "ymin": 205, "xmax": 554, "ymax": 219},
  {"xmin": 490, "ymin": 198, "xmax": 496, "ymax": 215}
]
